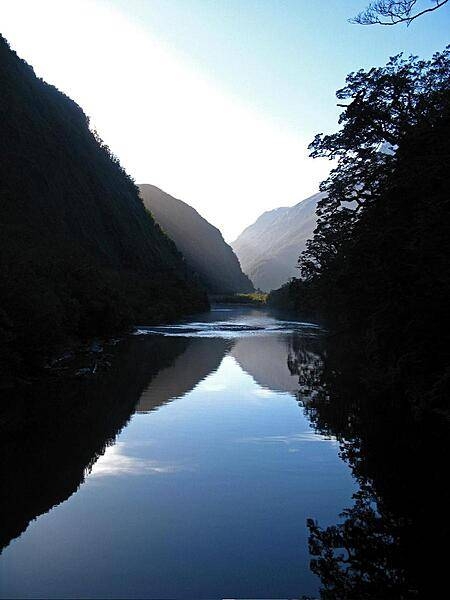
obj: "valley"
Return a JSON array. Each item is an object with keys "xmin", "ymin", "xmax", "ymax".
[{"xmin": 1, "ymin": 6, "xmax": 449, "ymax": 598}]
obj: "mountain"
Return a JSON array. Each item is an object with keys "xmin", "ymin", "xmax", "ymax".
[
  {"xmin": 0, "ymin": 35, "xmax": 207, "ymax": 377},
  {"xmin": 139, "ymin": 184, "xmax": 253, "ymax": 294},
  {"xmin": 232, "ymin": 192, "xmax": 324, "ymax": 291}
]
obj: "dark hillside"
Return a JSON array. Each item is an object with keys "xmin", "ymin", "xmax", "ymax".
[
  {"xmin": 0, "ymin": 35, "xmax": 207, "ymax": 378},
  {"xmin": 140, "ymin": 184, "xmax": 253, "ymax": 294}
]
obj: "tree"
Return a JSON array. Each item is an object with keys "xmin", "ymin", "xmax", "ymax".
[
  {"xmin": 300, "ymin": 47, "xmax": 450, "ymax": 282},
  {"xmin": 350, "ymin": 0, "xmax": 448, "ymax": 26},
  {"xmin": 273, "ymin": 47, "xmax": 450, "ymax": 409}
]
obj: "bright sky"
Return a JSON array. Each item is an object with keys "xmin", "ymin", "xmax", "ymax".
[{"xmin": 0, "ymin": 0, "xmax": 448, "ymax": 240}]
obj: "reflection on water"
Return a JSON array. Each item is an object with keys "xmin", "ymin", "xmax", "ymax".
[
  {"xmin": 1, "ymin": 307, "xmax": 356, "ymax": 599},
  {"xmin": 136, "ymin": 338, "xmax": 230, "ymax": 413},
  {"xmin": 0, "ymin": 336, "xmax": 190, "ymax": 552},
  {"xmin": 231, "ymin": 335, "xmax": 301, "ymax": 394},
  {"xmin": 291, "ymin": 333, "xmax": 450, "ymax": 599}
]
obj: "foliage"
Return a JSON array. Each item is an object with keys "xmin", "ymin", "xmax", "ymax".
[
  {"xmin": 237, "ymin": 291, "xmax": 268, "ymax": 304},
  {"xmin": 303, "ymin": 47, "xmax": 449, "ymax": 280},
  {"xmin": 275, "ymin": 48, "xmax": 450, "ymax": 409},
  {"xmin": 212, "ymin": 292, "xmax": 268, "ymax": 305}
]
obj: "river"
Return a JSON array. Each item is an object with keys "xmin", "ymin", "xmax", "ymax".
[{"xmin": 0, "ymin": 306, "xmax": 359, "ymax": 599}]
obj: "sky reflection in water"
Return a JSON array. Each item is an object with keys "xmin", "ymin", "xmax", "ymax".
[{"xmin": 0, "ymin": 308, "xmax": 356, "ymax": 599}]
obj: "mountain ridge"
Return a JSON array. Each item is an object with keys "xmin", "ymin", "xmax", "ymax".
[
  {"xmin": 0, "ymin": 35, "xmax": 207, "ymax": 377},
  {"xmin": 232, "ymin": 192, "xmax": 324, "ymax": 291},
  {"xmin": 139, "ymin": 184, "xmax": 253, "ymax": 294}
]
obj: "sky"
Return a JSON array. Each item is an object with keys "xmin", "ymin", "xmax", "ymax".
[{"xmin": 0, "ymin": 1, "xmax": 448, "ymax": 240}]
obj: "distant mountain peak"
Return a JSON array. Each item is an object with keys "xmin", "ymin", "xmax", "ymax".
[{"xmin": 232, "ymin": 192, "xmax": 325, "ymax": 291}]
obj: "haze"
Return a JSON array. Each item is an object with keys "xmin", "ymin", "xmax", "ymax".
[{"xmin": 0, "ymin": 0, "xmax": 447, "ymax": 240}]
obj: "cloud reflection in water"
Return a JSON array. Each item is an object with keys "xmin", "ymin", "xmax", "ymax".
[{"xmin": 88, "ymin": 442, "xmax": 193, "ymax": 478}]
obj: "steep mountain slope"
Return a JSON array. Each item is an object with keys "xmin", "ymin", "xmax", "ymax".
[
  {"xmin": 232, "ymin": 192, "xmax": 324, "ymax": 291},
  {"xmin": 139, "ymin": 184, "xmax": 253, "ymax": 294},
  {"xmin": 0, "ymin": 35, "xmax": 207, "ymax": 376}
]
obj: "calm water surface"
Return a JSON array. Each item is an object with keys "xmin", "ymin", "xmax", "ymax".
[{"xmin": 0, "ymin": 307, "xmax": 358, "ymax": 599}]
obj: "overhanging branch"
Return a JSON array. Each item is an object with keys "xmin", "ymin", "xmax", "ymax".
[{"xmin": 350, "ymin": 0, "xmax": 448, "ymax": 26}]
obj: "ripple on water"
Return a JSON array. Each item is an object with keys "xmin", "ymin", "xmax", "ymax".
[{"xmin": 134, "ymin": 318, "xmax": 321, "ymax": 339}]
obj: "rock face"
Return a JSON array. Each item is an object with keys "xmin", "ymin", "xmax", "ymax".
[
  {"xmin": 232, "ymin": 192, "xmax": 324, "ymax": 291},
  {"xmin": 0, "ymin": 35, "xmax": 207, "ymax": 376},
  {"xmin": 139, "ymin": 184, "xmax": 253, "ymax": 294}
]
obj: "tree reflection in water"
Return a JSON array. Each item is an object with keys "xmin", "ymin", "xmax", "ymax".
[
  {"xmin": 289, "ymin": 332, "xmax": 449, "ymax": 599},
  {"xmin": 0, "ymin": 336, "xmax": 193, "ymax": 552}
]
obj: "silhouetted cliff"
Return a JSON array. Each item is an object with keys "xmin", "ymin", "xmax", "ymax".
[
  {"xmin": 139, "ymin": 184, "xmax": 253, "ymax": 294},
  {"xmin": 232, "ymin": 193, "xmax": 323, "ymax": 291},
  {"xmin": 0, "ymin": 36, "xmax": 207, "ymax": 377}
]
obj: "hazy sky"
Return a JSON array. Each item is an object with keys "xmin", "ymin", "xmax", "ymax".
[{"xmin": 1, "ymin": 1, "xmax": 448, "ymax": 240}]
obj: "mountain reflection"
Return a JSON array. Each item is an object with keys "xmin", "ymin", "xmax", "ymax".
[
  {"xmin": 231, "ymin": 334, "xmax": 300, "ymax": 393},
  {"xmin": 5, "ymin": 309, "xmax": 444, "ymax": 597},
  {"xmin": 137, "ymin": 337, "xmax": 230, "ymax": 412},
  {"xmin": 0, "ymin": 320, "xmax": 327, "ymax": 557},
  {"xmin": 288, "ymin": 333, "xmax": 449, "ymax": 599},
  {"xmin": 0, "ymin": 335, "xmax": 198, "ymax": 552}
]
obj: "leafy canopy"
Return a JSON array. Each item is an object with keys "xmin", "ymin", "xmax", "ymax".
[{"xmin": 300, "ymin": 47, "xmax": 450, "ymax": 280}]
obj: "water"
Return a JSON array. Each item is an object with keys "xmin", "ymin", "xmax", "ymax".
[{"xmin": 0, "ymin": 306, "xmax": 358, "ymax": 599}]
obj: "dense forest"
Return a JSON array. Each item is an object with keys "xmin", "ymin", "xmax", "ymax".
[
  {"xmin": 270, "ymin": 47, "xmax": 450, "ymax": 412},
  {"xmin": 0, "ymin": 35, "xmax": 208, "ymax": 381}
]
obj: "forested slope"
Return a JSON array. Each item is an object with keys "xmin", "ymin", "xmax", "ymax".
[
  {"xmin": 0, "ymin": 35, "xmax": 207, "ymax": 379},
  {"xmin": 140, "ymin": 184, "xmax": 253, "ymax": 294}
]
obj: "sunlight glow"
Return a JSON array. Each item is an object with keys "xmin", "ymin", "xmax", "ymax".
[{"xmin": 0, "ymin": 0, "xmax": 329, "ymax": 240}]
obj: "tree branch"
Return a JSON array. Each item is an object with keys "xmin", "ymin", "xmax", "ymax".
[{"xmin": 350, "ymin": 0, "xmax": 448, "ymax": 26}]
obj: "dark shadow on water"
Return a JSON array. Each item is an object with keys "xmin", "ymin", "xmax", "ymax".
[
  {"xmin": 0, "ymin": 335, "xmax": 229, "ymax": 553},
  {"xmin": 4, "ymin": 309, "xmax": 442, "ymax": 598},
  {"xmin": 288, "ymin": 333, "xmax": 449, "ymax": 599}
]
